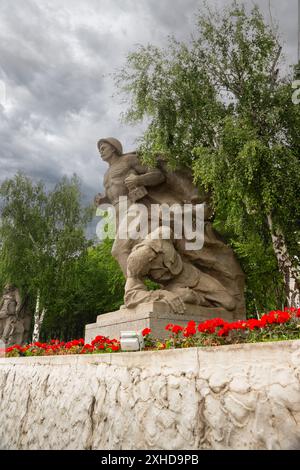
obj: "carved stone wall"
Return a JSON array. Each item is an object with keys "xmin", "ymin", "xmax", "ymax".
[{"xmin": 0, "ymin": 340, "xmax": 300, "ymax": 450}]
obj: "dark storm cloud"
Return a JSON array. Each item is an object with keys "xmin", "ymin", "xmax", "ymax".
[{"xmin": 0, "ymin": 0, "xmax": 298, "ymax": 215}]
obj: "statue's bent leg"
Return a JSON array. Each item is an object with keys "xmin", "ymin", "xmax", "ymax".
[
  {"xmin": 111, "ymin": 236, "xmax": 134, "ymax": 276},
  {"xmin": 2, "ymin": 317, "xmax": 15, "ymax": 346},
  {"xmin": 113, "ymin": 203, "xmax": 149, "ymax": 276}
]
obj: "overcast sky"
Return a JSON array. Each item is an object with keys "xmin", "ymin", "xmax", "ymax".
[{"xmin": 0, "ymin": 0, "xmax": 298, "ymax": 207}]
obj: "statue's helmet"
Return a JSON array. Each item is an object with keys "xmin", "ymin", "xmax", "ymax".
[
  {"xmin": 97, "ymin": 137, "xmax": 123, "ymax": 156},
  {"xmin": 4, "ymin": 284, "xmax": 14, "ymax": 293}
]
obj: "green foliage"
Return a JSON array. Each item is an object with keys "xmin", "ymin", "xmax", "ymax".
[
  {"xmin": 0, "ymin": 174, "xmax": 47, "ymax": 300},
  {"xmin": 115, "ymin": 1, "xmax": 300, "ymax": 312},
  {"xmin": 40, "ymin": 239, "xmax": 126, "ymax": 340},
  {"xmin": 232, "ymin": 235, "xmax": 285, "ymax": 313},
  {"xmin": 116, "ymin": 40, "xmax": 225, "ymax": 168},
  {"xmin": 144, "ymin": 278, "xmax": 160, "ymax": 291},
  {"xmin": 0, "ymin": 173, "xmax": 94, "ymax": 337}
]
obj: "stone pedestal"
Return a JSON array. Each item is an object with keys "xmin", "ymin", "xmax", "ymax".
[{"xmin": 85, "ymin": 301, "xmax": 240, "ymax": 343}]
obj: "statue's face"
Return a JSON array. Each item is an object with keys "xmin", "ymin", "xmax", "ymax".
[{"xmin": 99, "ymin": 142, "xmax": 115, "ymax": 161}]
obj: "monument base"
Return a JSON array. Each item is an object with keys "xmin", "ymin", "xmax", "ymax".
[{"xmin": 85, "ymin": 301, "xmax": 243, "ymax": 343}]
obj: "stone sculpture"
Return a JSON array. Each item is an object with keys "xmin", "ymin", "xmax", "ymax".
[
  {"xmin": 94, "ymin": 137, "xmax": 246, "ymax": 320},
  {"xmin": 0, "ymin": 285, "xmax": 19, "ymax": 346},
  {"xmin": 0, "ymin": 285, "xmax": 31, "ymax": 347}
]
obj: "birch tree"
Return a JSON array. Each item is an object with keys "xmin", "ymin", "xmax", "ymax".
[
  {"xmin": 115, "ymin": 1, "xmax": 300, "ymax": 310},
  {"xmin": 0, "ymin": 173, "xmax": 92, "ymax": 341}
]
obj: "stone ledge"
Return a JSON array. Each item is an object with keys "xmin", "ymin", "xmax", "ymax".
[{"xmin": 1, "ymin": 339, "xmax": 300, "ymax": 369}]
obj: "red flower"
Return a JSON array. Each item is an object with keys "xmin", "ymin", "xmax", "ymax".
[
  {"xmin": 184, "ymin": 321, "xmax": 196, "ymax": 337},
  {"xmin": 91, "ymin": 335, "xmax": 110, "ymax": 346},
  {"xmin": 217, "ymin": 328, "xmax": 228, "ymax": 337},
  {"xmin": 165, "ymin": 324, "xmax": 174, "ymax": 331},
  {"xmin": 142, "ymin": 328, "xmax": 151, "ymax": 337},
  {"xmin": 246, "ymin": 319, "xmax": 262, "ymax": 330},
  {"xmin": 261, "ymin": 310, "xmax": 291, "ymax": 326},
  {"xmin": 172, "ymin": 325, "xmax": 184, "ymax": 335}
]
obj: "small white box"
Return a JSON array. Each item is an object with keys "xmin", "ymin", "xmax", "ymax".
[{"xmin": 120, "ymin": 331, "xmax": 145, "ymax": 351}]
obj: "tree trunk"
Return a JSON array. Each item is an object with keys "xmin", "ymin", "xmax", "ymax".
[
  {"xmin": 32, "ymin": 291, "xmax": 46, "ymax": 343},
  {"xmin": 267, "ymin": 214, "xmax": 300, "ymax": 308}
]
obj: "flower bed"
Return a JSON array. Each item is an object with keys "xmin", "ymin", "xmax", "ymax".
[
  {"xmin": 4, "ymin": 336, "xmax": 120, "ymax": 357},
  {"xmin": 3, "ymin": 307, "xmax": 300, "ymax": 357},
  {"xmin": 145, "ymin": 307, "xmax": 300, "ymax": 350}
]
